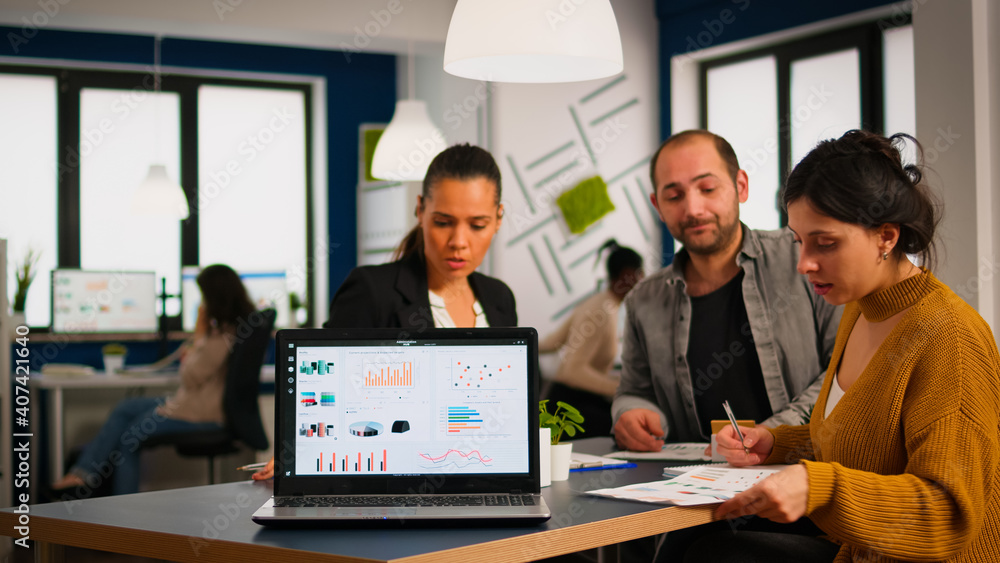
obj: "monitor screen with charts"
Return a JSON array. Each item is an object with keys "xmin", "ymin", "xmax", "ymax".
[
  {"xmin": 274, "ymin": 327, "xmax": 540, "ymax": 495},
  {"xmin": 51, "ymin": 270, "xmax": 158, "ymax": 333}
]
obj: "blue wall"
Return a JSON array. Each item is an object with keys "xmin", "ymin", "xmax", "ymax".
[
  {"xmin": 0, "ymin": 26, "xmax": 397, "ymax": 307},
  {"xmin": 653, "ymin": 0, "xmax": 898, "ymax": 263}
]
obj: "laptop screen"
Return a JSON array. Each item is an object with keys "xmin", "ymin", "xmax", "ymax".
[{"xmin": 274, "ymin": 327, "xmax": 540, "ymax": 495}]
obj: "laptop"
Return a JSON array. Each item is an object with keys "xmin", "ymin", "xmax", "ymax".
[{"xmin": 252, "ymin": 327, "xmax": 551, "ymax": 526}]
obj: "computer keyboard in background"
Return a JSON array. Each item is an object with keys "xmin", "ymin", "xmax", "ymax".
[{"xmin": 274, "ymin": 495, "xmax": 537, "ymax": 508}]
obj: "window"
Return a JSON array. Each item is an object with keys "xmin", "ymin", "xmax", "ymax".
[
  {"xmin": 198, "ymin": 85, "xmax": 309, "ymax": 321},
  {"xmin": 80, "ymin": 89, "xmax": 182, "ymax": 307},
  {"xmin": 0, "ymin": 65, "xmax": 313, "ymax": 328},
  {"xmin": 0, "ymin": 73, "xmax": 58, "ymax": 327},
  {"xmin": 706, "ymin": 56, "xmax": 779, "ymax": 229},
  {"xmin": 700, "ymin": 18, "xmax": 913, "ymax": 229}
]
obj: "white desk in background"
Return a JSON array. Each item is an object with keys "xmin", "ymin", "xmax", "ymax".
[{"xmin": 30, "ymin": 365, "xmax": 275, "ymax": 482}]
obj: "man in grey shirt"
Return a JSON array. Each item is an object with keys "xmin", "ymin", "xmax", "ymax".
[{"xmin": 612, "ymin": 130, "xmax": 841, "ymax": 451}]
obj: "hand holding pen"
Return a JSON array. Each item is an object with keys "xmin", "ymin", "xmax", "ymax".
[{"xmin": 716, "ymin": 401, "xmax": 774, "ymax": 466}]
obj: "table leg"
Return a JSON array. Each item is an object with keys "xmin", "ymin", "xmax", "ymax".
[
  {"xmin": 34, "ymin": 541, "xmax": 64, "ymax": 563},
  {"xmin": 50, "ymin": 388, "xmax": 64, "ymax": 480}
]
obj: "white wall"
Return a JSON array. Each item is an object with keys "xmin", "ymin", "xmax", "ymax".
[
  {"xmin": 491, "ymin": 0, "xmax": 660, "ymax": 337},
  {"xmin": 913, "ymin": 0, "xmax": 1000, "ymax": 332}
]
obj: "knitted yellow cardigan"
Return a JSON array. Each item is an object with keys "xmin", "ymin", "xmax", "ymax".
[{"xmin": 764, "ymin": 271, "xmax": 1000, "ymax": 562}]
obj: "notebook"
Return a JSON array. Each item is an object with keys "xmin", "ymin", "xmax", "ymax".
[{"xmin": 252, "ymin": 327, "xmax": 551, "ymax": 526}]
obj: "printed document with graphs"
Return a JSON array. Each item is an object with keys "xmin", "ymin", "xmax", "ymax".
[{"xmin": 586, "ymin": 464, "xmax": 786, "ymax": 506}]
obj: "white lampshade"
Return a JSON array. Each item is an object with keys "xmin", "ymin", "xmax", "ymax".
[
  {"xmin": 131, "ymin": 164, "xmax": 189, "ymax": 219},
  {"xmin": 370, "ymin": 100, "xmax": 447, "ymax": 182},
  {"xmin": 443, "ymin": 0, "xmax": 623, "ymax": 83}
]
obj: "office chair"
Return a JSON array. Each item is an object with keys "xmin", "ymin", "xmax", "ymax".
[{"xmin": 145, "ymin": 308, "xmax": 275, "ymax": 484}]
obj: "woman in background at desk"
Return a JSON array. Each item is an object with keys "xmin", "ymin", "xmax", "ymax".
[
  {"xmin": 253, "ymin": 143, "xmax": 515, "ymax": 480},
  {"xmin": 539, "ymin": 239, "xmax": 643, "ymax": 436},
  {"xmin": 49, "ymin": 264, "xmax": 256, "ymax": 497},
  {"xmin": 700, "ymin": 131, "xmax": 1000, "ymax": 562}
]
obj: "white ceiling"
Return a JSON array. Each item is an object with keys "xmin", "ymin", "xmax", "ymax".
[{"xmin": 0, "ymin": 0, "xmax": 460, "ymax": 54}]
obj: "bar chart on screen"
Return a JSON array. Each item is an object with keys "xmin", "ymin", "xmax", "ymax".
[
  {"xmin": 304, "ymin": 449, "xmax": 391, "ymax": 473},
  {"xmin": 362, "ymin": 360, "xmax": 414, "ymax": 387}
]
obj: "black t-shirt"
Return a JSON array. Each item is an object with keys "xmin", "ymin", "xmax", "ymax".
[{"xmin": 687, "ymin": 270, "xmax": 772, "ymax": 439}]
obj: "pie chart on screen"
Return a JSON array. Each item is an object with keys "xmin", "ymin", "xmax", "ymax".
[{"xmin": 349, "ymin": 421, "xmax": 384, "ymax": 437}]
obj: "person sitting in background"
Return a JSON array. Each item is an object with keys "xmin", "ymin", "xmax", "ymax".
[
  {"xmin": 253, "ymin": 142, "xmax": 515, "ymax": 480},
  {"xmin": 700, "ymin": 130, "xmax": 1000, "ymax": 562},
  {"xmin": 539, "ymin": 239, "xmax": 643, "ymax": 436},
  {"xmin": 49, "ymin": 264, "xmax": 256, "ymax": 497}
]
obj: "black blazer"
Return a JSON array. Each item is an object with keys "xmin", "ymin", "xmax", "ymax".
[{"xmin": 323, "ymin": 252, "xmax": 518, "ymax": 330}]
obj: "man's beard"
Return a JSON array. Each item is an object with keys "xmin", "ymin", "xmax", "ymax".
[{"xmin": 675, "ymin": 215, "xmax": 740, "ymax": 256}]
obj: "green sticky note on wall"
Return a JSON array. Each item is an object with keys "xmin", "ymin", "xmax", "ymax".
[
  {"xmin": 363, "ymin": 128, "xmax": 384, "ymax": 183},
  {"xmin": 557, "ymin": 175, "xmax": 615, "ymax": 234}
]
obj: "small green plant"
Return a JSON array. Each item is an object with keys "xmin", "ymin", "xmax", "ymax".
[
  {"xmin": 102, "ymin": 343, "xmax": 127, "ymax": 356},
  {"xmin": 539, "ymin": 400, "xmax": 585, "ymax": 445},
  {"xmin": 12, "ymin": 248, "xmax": 41, "ymax": 313}
]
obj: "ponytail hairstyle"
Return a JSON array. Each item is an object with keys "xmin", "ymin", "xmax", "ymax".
[
  {"xmin": 596, "ymin": 238, "xmax": 644, "ymax": 282},
  {"xmin": 392, "ymin": 143, "xmax": 503, "ymax": 261},
  {"xmin": 780, "ymin": 130, "xmax": 940, "ymax": 270}
]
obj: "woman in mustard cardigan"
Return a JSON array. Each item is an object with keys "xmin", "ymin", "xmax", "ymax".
[{"xmin": 704, "ymin": 130, "xmax": 1000, "ymax": 562}]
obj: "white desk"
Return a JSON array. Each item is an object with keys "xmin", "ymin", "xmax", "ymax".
[{"xmin": 31, "ymin": 366, "xmax": 275, "ymax": 481}]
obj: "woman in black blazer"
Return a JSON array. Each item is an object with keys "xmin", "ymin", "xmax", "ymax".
[
  {"xmin": 325, "ymin": 143, "xmax": 516, "ymax": 330},
  {"xmin": 254, "ymin": 143, "xmax": 516, "ymax": 480}
]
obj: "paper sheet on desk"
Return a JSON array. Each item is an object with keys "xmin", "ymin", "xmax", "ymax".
[
  {"xmin": 586, "ymin": 465, "xmax": 784, "ymax": 506},
  {"xmin": 605, "ymin": 442, "xmax": 711, "ymax": 461}
]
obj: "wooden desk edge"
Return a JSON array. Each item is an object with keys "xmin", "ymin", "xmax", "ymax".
[
  {"xmin": 2, "ymin": 504, "xmax": 715, "ymax": 563},
  {"xmin": 0, "ymin": 512, "xmax": 383, "ymax": 563}
]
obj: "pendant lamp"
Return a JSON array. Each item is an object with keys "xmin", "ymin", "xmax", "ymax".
[
  {"xmin": 131, "ymin": 36, "xmax": 189, "ymax": 219},
  {"xmin": 443, "ymin": 0, "xmax": 624, "ymax": 83},
  {"xmin": 370, "ymin": 43, "xmax": 447, "ymax": 182}
]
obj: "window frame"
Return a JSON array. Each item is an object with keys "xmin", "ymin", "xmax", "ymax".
[
  {"xmin": 0, "ymin": 64, "xmax": 315, "ymax": 329},
  {"xmin": 697, "ymin": 16, "xmax": 911, "ymax": 225}
]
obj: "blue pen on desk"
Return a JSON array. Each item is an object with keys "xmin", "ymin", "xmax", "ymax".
[
  {"xmin": 722, "ymin": 400, "xmax": 751, "ymax": 456},
  {"xmin": 570, "ymin": 463, "xmax": 637, "ymax": 472}
]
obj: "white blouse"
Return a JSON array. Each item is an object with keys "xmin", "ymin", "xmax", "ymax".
[
  {"xmin": 824, "ymin": 372, "xmax": 847, "ymax": 418},
  {"xmin": 427, "ymin": 290, "xmax": 489, "ymax": 328}
]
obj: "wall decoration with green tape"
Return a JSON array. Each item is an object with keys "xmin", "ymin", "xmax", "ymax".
[
  {"xmin": 495, "ymin": 69, "xmax": 661, "ymax": 334},
  {"xmin": 557, "ymin": 176, "xmax": 615, "ymax": 235}
]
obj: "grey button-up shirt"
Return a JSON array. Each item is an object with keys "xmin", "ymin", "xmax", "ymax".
[{"xmin": 612, "ymin": 224, "xmax": 842, "ymax": 442}]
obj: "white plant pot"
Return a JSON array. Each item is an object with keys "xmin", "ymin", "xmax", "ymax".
[
  {"xmin": 550, "ymin": 442, "xmax": 573, "ymax": 482},
  {"xmin": 539, "ymin": 428, "xmax": 551, "ymax": 488},
  {"xmin": 103, "ymin": 354, "xmax": 125, "ymax": 376}
]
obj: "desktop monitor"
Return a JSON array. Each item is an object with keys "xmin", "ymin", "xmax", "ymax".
[
  {"xmin": 51, "ymin": 270, "xmax": 158, "ymax": 333},
  {"xmin": 182, "ymin": 267, "xmax": 291, "ymax": 331}
]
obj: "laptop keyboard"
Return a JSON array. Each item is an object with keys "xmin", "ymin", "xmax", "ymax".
[{"xmin": 275, "ymin": 494, "xmax": 537, "ymax": 508}]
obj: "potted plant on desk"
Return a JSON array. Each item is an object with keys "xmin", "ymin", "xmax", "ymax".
[
  {"xmin": 11, "ymin": 247, "xmax": 40, "ymax": 327},
  {"xmin": 539, "ymin": 400, "xmax": 585, "ymax": 481},
  {"xmin": 101, "ymin": 343, "xmax": 127, "ymax": 376}
]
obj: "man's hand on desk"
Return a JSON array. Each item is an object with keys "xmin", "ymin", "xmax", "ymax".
[{"xmin": 613, "ymin": 408, "xmax": 665, "ymax": 452}]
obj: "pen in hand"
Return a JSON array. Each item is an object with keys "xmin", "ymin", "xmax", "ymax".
[
  {"xmin": 722, "ymin": 400, "xmax": 750, "ymax": 456},
  {"xmin": 237, "ymin": 462, "xmax": 268, "ymax": 472}
]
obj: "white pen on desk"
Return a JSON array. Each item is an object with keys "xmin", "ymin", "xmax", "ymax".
[
  {"xmin": 236, "ymin": 462, "xmax": 268, "ymax": 471},
  {"xmin": 722, "ymin": 400, "xmax": 751, "ymax": 456}
]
